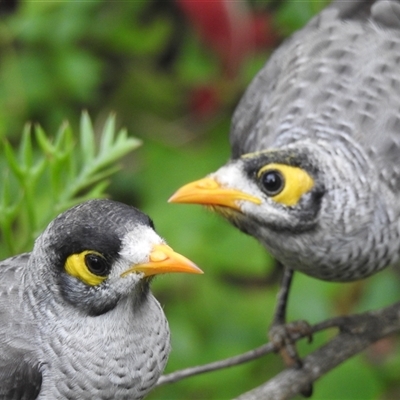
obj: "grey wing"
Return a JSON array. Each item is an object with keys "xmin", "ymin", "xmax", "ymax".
[
  {"xmin": 0, "ymin": 348, "xmax": 42, "ymax": 400},
  {"xmin": 229, "ymin": 0, "xmax": 400, "ymax": 170},
  {"xmin": 0, "ymin": 254, "xmax": 43, "ymax": 400}
]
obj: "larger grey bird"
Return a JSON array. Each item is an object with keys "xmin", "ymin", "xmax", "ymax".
[
  {"xmin": 0, "ymin": 199, "xmax": 202, "ymax": 399},
  {"xmin": 169, "ymin": 0, "xmax": 400, "ymax": 366}
]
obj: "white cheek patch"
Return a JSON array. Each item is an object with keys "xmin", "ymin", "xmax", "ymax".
[{"xmin": 118, "ymin": 225, "xmax": 164, "ymax": 267}]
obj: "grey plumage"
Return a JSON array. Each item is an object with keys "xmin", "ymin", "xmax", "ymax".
[
  {"xmin": 170, "ymin": 0, "xmax": 400, "ymax": 282},
  {"xmin": 231, "ymin": 1, "xmax": 400, "ymax": 161},
  {"xmin": 0, "ymin": 199, "xmax": 200, "ymax": 399}
]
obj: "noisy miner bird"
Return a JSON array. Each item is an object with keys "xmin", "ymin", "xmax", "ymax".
[
  {"xmin": 170, "ymin": 0, "xmax": 400, "ymax": 367},
  {"xmin": 0, "ymin": 199, "xmax": 202, "ymax": 399}
]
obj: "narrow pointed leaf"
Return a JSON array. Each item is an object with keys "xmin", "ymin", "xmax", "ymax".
[
  {"xmin": 3, "ymin": 140, "xmax": 24, "ymax": 180},
  {"xmin": 99, "ymin": 113, "xmax": 116, "ymax": 155},
  {"xmin": 80, "ymin": 111, "xmax": 95, "ymax": 162},
  {"xmin": 19, "ymin": 124, "xmax": 34, "ymax": 168}
]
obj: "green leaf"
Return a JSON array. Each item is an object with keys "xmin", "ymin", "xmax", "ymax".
[
  {"xmin": 19, "ymin": 124, "xmax": 34, "ymax": 169},
  {"xmin": 35, "ymin": 124, "xmax": 55, "ymax": 155},
  {"xmin": 0, "ymin": 111, "xmax": 140, "ymax": 256},
  {"xmin": 99, "ymin": 112, "xmax": 116, "ymax": 155},
  {"xmin": 3, "ymin": 140, "xmax": 24, "ymax": 181},
  {"xmin": 80, "ymin": 111, "xmax": 95, "ymax": 163}
]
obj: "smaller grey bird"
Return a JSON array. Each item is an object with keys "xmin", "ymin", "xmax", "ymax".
[{"xmin": 0, "ymin": 199, "xmax": 202, "ymax": 399}]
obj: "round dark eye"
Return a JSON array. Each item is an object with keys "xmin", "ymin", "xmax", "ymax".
[
  {"xmin": 85, "ymin": 253, "xmax": 110, "ymax": 276},
  {"xmin": 260, "ymin": 170, "xmax": 284, "ymax": 196}
]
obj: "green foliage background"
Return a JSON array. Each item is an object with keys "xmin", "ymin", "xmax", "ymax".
[{"xmin": 1, "ymin": 1, "xmax": 400, "ymax": 399}]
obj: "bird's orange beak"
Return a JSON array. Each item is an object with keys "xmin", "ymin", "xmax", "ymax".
[
  {"xmin": 168, "ymin": 177, "xmax": 261, "ymax": 211},
  {"xmin": 122, "ymin": 244, "xmax": 203, "ymax": 277}
]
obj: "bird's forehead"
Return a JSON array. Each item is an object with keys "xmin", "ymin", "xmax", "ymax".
[
  {"xmin": 240, "ymin": 149, "xmax": 302, "ymax": 166},
  {"xmin": 214, "ymin": 150, "xmax": 275, "ymax": 182},
  {"xmin": 211, "ymin": 162, "xmax": 256, "ymax": 194},
  {"xmin": 119, "ymin": 225, "xmax": 164, "ymax": 262},
  {"xmin": 239, "ymin": 147, "xmax": 319, "ymax": 176},
  {"xmin": 211, "ymin": 163, "xmax": 242, "ymax": 185}
]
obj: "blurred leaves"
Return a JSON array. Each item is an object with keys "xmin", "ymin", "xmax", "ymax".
[{"xmin": 0, "ymin": 112, "xmax": 140, "ymax": 258}]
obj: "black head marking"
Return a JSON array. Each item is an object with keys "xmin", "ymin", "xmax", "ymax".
[
  {"xmin": 241, "ymin": 148, "xmax": 320, "ymax": 181},
  {"xmin": 46, "ymin": 199, "xmax": 154, "ymax": 268},
  {"xmin": 41, "ymin": 199, "xmax": 155, "ymax": 315}
]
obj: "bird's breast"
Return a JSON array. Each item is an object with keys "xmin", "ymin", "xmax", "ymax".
[{"xmin": 37, "ymin": 293, "xmax": 170, "ymax": 399}]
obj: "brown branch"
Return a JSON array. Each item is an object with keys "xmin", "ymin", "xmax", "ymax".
[
  {"xmin": 235, "ymin": 301, "xmax": 400, "ymax": 400},
  {"xmin": 156, "ymin": 301, "xmax": 400, "ymax": 399}
]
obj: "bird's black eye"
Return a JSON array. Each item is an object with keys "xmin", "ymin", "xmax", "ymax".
[
  {"xmin": 84, "ymin": 253, "xmax": 110, "ymax": 276},
  {"xmin": 260, "ymin": 170, "xmax": 285, "ymax": 196}
]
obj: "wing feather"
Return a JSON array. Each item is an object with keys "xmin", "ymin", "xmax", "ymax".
[{"xmin": 0, "ymin": 254, "xmax": 42, "ymax": 399}]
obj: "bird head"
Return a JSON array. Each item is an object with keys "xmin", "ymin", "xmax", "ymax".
[
  {"xmin": 31, "ymin": 199, "xmax": 202, "ymax": 315},
  {"xmin": 168, "ymin": 143, "xmax": 394, "ymax": 281},
  {"xmin": 170, "ymin": 148, "xmax": 325, "ymax": 235}
]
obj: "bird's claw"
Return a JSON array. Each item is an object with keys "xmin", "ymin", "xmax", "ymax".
[
  {"xmin": 269, "ymin": 320, "xmax": 313, "ymax": 363},
  {"xmin": 269, "ymin": 320, "xmax": 314, "ymax": 397}
]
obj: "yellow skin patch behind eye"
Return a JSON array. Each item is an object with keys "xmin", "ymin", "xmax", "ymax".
[
  {"xmin": 65, "ymin": 250, "xmax": 107, "ymax": 286},
  {"xmin": 257, "ymin": 163, "xmax": 314, "ymax": 206}
]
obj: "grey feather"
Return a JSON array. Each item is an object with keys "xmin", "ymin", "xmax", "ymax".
[
  {"xmin": 0, "ymin": 200, "xmax": 172, "ymax": 399},
  {"xmin": 0, "ymin": 256, "xmax": 42, "ymax": 400},
  {"xmin": 231, "ymin": 0, "xmax": 400, "ymax": 192},
  {"xmin": 371, "ymin": 0, "xmax": 400, "ymax": 28}
]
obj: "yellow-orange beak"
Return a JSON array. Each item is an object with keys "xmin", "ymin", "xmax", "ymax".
[
  {"xmin": 121, "ymin": 244, "xmax": 203, "ymax": 277},
  {"xmin": 168, "ymin": 177, "xmax": 261, "ymax": 211}
]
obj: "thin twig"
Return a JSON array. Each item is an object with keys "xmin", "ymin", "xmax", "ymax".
[{"xmin": 157, "ymin": 343, "xmax": 275, "ymax": 386}]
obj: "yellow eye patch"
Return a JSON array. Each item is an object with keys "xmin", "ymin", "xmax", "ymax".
[
  {"xmin": 65, "ymin": 250, "xmax": 108, "ymax": 286},
  {"xmin": 257, "ymin": 163, "xmax": 314, "ymax": 206}
]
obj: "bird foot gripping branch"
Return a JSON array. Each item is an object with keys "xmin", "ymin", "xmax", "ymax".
[
  {"xmin": 269, "ymin": 321, "xmax": 313, "ymax": 368},
  {"xmin": 269, "ymin": 320, "xmax": 314, "ymax": 397}
]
